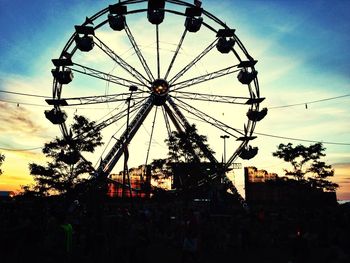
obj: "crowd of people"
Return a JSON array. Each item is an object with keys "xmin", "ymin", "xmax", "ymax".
[{"xmin": 1, "ymin": 193, "xmax": 349, "ymax": 263}]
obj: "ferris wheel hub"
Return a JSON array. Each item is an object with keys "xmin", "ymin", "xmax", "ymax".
[
  {"xmin": 151, "ymin": 79, "xmax": 169, "ymax": 106},
  {"xmin": 151, "ymin": 79, "xmax": 169, "ymax": 95}
]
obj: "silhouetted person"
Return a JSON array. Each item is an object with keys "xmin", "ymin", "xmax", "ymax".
[
  {"xmin": 292, "ymin": 226, "xmax": 309, "ymax": 263},
  {"xmin": 181, "ymin": 210, "xmax": 200, "ymax": 263},
  {"xmin": 46, "ymin": 210, "xmax": 73, "ymax": 263}
]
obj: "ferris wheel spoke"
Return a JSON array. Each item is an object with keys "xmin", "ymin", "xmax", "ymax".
[
  {"xmin": 164, "ymin": 28, "xmax": 187, "ymax": 80},
  {"xmin": 94, "ymin": 35, "xmax": 151, "ymax": 86},
  {"xmin": 161, "ymin": 106, "xmax": 172, "ymax": 138},
  {"xmin": 166, "ymin": 97, "xmax": 219, "ymax": 164},
  {"xmin": 97, "ymin": 96, "xmax": 155, "ymax": 175},
  {"xmin": 163, "ymin": 103, "xmax": 184, "ymax": 133},
  {"xmin": 46, "ymin": 92, "xmax": 147, "ymax": 107},
  {"xmin": 171, "ymin": 64, "xmax": 241, "ymax": 91},
  {"xmin": 168, "ymin": 38, "xmax": 218, "ymax": 85},
  {"xmin": 170, "ymin": 96, "xmax": 246, "ymax": 139},
  {"xmin": 170, "ymin": 91, "xmax": 261, "ymax": 105},
  {"xmin": 162, "ymin": 103, "xmax": 202, "ymax": 163},
  {"xmin": 145, "ymin": 107, "xmax": 158, "ymax": 166},
  {"xmin": 74, "ymin": 97, "xmax": 146, "ymax": 140},
  {"xmin": 156, "ymin": 24, "xmax": 160, "ymax": 79},
  {"xmin": 71, "ymin": 63, "xmax": 147, "ymax": 89},
  {"xmin": 124, "ymin": 23, "xmax": 155, "ymax": 81}
]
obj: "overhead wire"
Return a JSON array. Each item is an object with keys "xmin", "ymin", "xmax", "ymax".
[
  {"xmin": 0, "ymin": 98, "xmax": 49, "ymax": 108},
  {"xmin": 268, "ymin": 94, "xmax": 350, "ymax": 109},
  {"xmin": 0, "ymin": 96, "xmax": 127, "ymax": 110},
  {"xmin": 0, "ymin": 92, "xmax": 145, "ymax": 109},
  {"xmin": 0, "ymin": 146, "xmax": 43, "ymax": 151},
  {"xmin": 1, "ymin": 80, "xmax": 350, "ymax": 148},
  {"xmin": 0, "ymin": 90, "xmax": 50, "ymax": 98},
  {"xmin": 185, "ymin": 115, "xmax": 350, "ymax": 146},
  {"xmin": 253, "ymin": 131, "xmax": 350, "ymax": 146}
]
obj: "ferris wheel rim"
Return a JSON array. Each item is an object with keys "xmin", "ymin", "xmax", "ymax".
[{"xmin": 48, "ymin": 0, "xmax": 263, "ymax": 197}]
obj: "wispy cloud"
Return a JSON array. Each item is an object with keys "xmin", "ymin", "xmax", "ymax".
[{"xmin": 0, "ymin": 102, "xmax": 44, "ymax": 134}]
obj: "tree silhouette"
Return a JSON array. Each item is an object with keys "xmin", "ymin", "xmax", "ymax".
[
  {"xmin": 27, "ymin": 115, "xmax": 103, "ymax": 195},
  {"xmin": 150, "ymin": 125, "xmax": 215, "ymax": 188},
  {"xmin": 165, "ymin": 124, "xmax": 215, "ymax": 163},
  {"xmin": 272, "ymin": 142, "xmax": 338, "ymax": 191},
  {"xmin": 0, "ymin": 153, "xmax": 4, "ymax": 175}
]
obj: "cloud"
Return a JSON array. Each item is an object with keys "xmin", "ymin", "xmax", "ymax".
[
  {"xmin": 0, "ymin": 102, "xmax": 44, "ymax": 134},
  {"xmin": 5, "ymin": 149, "xmax": 42, "ymax": 159},
  {"xmin": 333, "ymin": 163, "xmax": 350, "ymax": 177},
  {"xmin": 333, "ymin": 163, "xmax": 350, "ymax": 168},
  {"xmin": 0, "ymin": 174, "xmax": 34, "ymax": 192},
  {"xmin": 0, "ymin": 74, "xmax": 58, "ymax": 145},
  {"xmin": 336, "ymin": 179, "xmax": 350, "ymax": 184}
]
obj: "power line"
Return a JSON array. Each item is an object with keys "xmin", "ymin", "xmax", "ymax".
[
  {"xmin": 268, "ymin": 94, "xmax": 350, "ymax": 109},
  {"xmin": 0, "ymin": 98, "xmax": 49, "ymax": 107},
  {"xmin": 1, "ymin": 89, "xmax": 350, "ymax": 145},
  {"xmin": 2, "ymin": 88, "xmax": 350, "ymax": 110},
  {"xmin": 0, "ymin": 146, "xmax": 43, "ymax": 151},
  {"xmin": 253, "ymin": 131, "xmax": 350, "ymax": 146},
  {"xmin": 2, "ymin": 128, "xmax": 349, "ymax": 153},
  {"xmin": 186, "ymin": 116, "xmax": 350, "ymax": 146},
  {"xmin": 0, "ymin": 90, "xmax": 50, "ymax": 98},
  {"xmin": 0, "ymin": 98, "xmax": 120, "ymax": 110}
]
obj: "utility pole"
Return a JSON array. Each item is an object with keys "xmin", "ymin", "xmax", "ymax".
[{"xmin": 220, "ymin": 135, "xmax": 229, "ymax": 164}]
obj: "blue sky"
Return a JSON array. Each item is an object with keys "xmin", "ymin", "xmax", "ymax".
[
  {"xmin": 1, "ymin": 0, "xmax": 349, "ymax": 79},
  {"xmin": 0, "ymin": 0, "xmax": 349, "ymax": 199}
]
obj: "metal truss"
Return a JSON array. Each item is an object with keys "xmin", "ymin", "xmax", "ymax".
[
  {"xmin": 94, "ymin": 35, "xmax": 150, "ymax": 86},
  {"xmin": 156, "ymin": 24, "xmax": 160, "ymax": 79},
  {"xmin": 162, "ymin": 103, "xmax": 185, "ymax": 133},
  {"xmin": 162, "ymin": 106, "xmax": 172, "ymax": 138},
  {"xmin": 70, "ymin": 63, "xmax": 146, "ymax": 89},
  {"xmin": 162, "ymin": 103, "xmax": 202, "ymax": 163},
  {"xmin": 74, "ymin": 98, "xmax": 145, "ymax": 140},
  {"xmin": 168, "ymin": 38, "xmax": 218, "ymax": 85},
  {"xmin": 170, "ymin": 91, "xmax": 255, "ymax": 105},
  {"xmin": 47, "ymin": 92, "xmax": 146, "ymax": 107},
  {"xmin": 171, "ymin": 65, "xmax": 241, "ymax": 91},
  {"xmin": 164, "ymin": 28, "xmax": 187, "ymax": 80},
  {"xmin": 166, "ymin": 96, "xmax": 218, "ymax": 165},
  {"xmin": 171, "ymin": 96, "xmax": 245, "ymax": 138},
  {"xmin": 124, "ymin": 23, "xmax": 155, "ymax": 81},
  {"xmin": 97, "ymin": 96, "xmax": 154, "ymax": 175}
]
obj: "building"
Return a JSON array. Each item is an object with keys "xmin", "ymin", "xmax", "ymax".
[
  {"xmin": 107, "ymin": 165, "xmax": 151, "ymax": 198},
  {"xmin": 244, "ymin": 166, "xmax": 337, "ymax": 207},
  {"xmin": 170, "ymin": 162, "xmax": 219, "ymax": 189},
  {"xmin": 106, "ymin": 162, "xmax": 221, "ymax": 199},
  {"xmin": 245, "ymin": 166, "xmax": 278, "ymax": 183}
]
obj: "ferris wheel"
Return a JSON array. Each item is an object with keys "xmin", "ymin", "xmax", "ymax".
[{"xmin": 45, "ymin": 0, "xmax": 267, "ymax": 199}]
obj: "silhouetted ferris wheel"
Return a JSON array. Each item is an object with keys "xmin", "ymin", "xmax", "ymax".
[{"xmin": 46, "ymin": 0, "xmax": 267, "ymax": 202}]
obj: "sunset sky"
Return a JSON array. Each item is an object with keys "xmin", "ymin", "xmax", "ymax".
[{"xmin": 0, "ymin": 0, "xmax": 349, "ymax": 200}]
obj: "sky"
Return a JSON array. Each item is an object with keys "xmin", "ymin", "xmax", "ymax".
[{"xmin": 0, "ymin": 0, "xmax": 349, "ymax": 200}]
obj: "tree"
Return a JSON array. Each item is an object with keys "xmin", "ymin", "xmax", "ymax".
[
  {"xmin": 0, "ymin": 153, "xmax": 4, "ymax": 175},
  {"xmin": 272, "ymin": 142, "xmax": 338, "ymax": 191},
  {"xmin": 150, "ymin": 158, "xmax": 172, "ymax": 188},
  {"xmin": 165, "ymin": 124, "xmax": 215, "ymax": 163},
  {"xmin": 150, "ymin": 124, "xmax": 215, "ymax": 188},
  {"xmin": 27, "ymin": 115, "xmax": 103, "ymax": 196}
]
